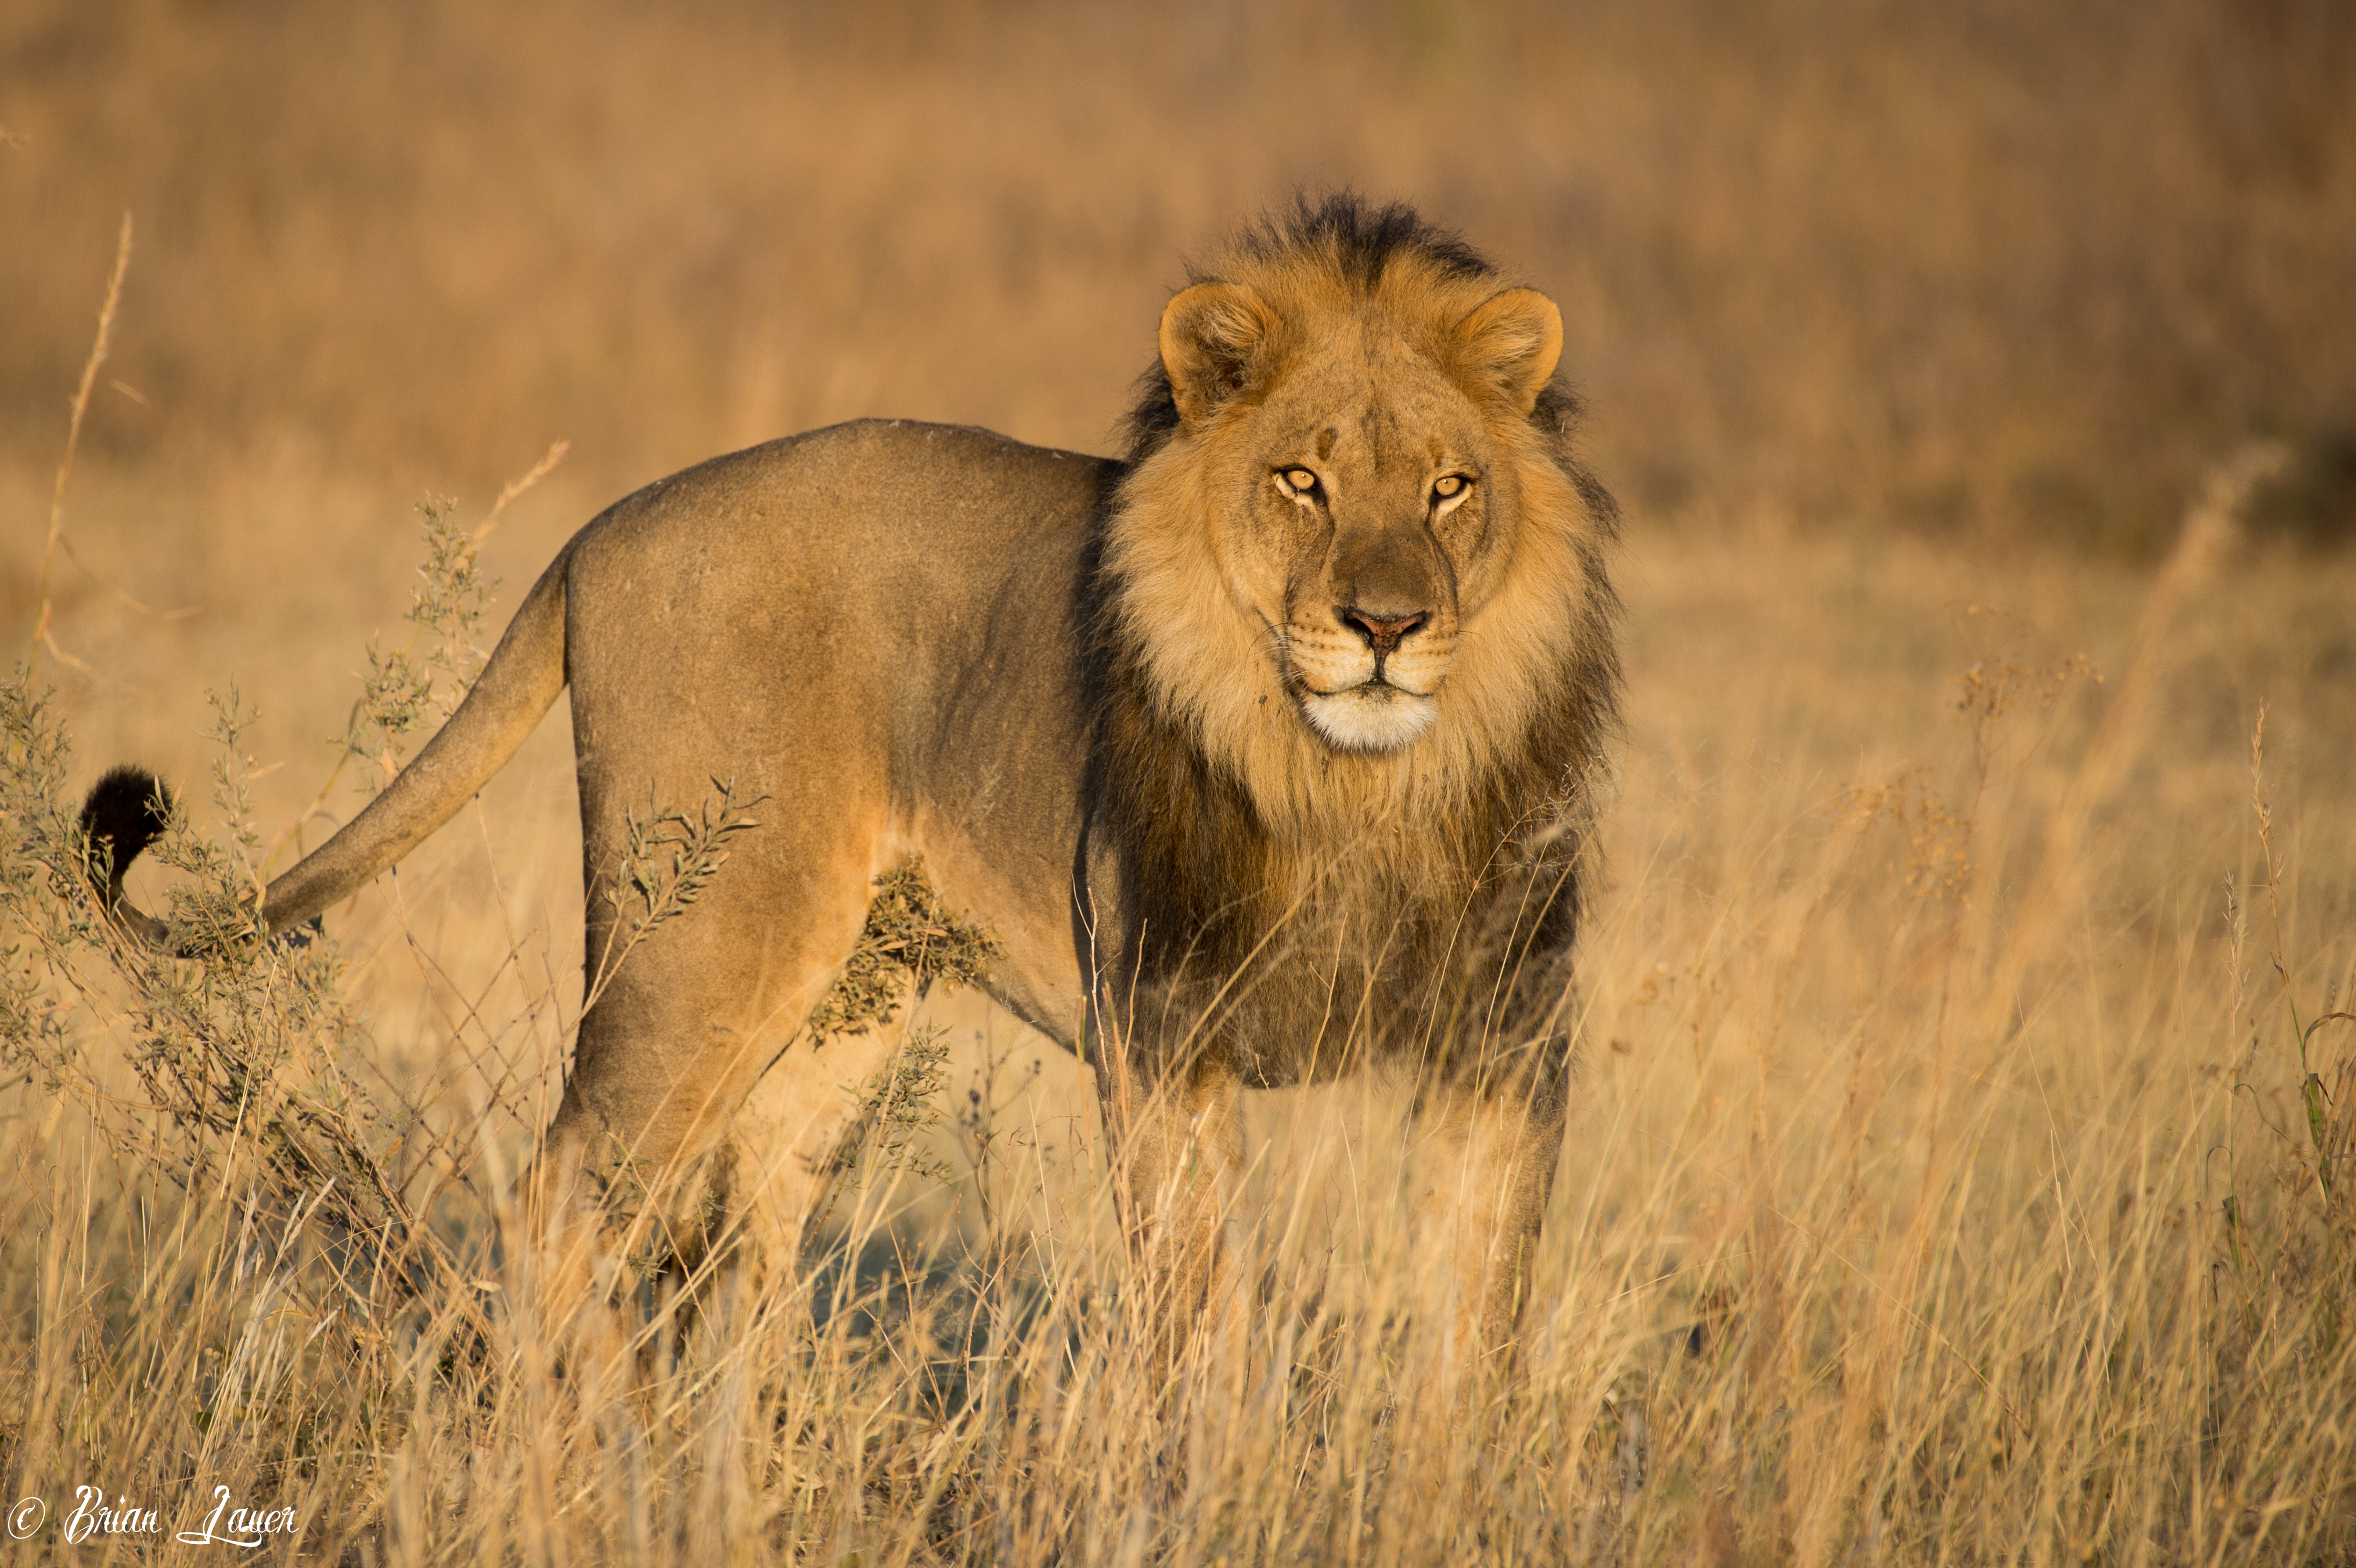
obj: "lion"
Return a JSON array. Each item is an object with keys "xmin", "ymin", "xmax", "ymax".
[{"xmin": 84, "ymin": 194, "xmax": 1620, "ymax": 1371}]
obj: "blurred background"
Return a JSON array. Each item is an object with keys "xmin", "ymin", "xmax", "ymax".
[{"xmin": 6, "ymin": 0, "xmax": 2353, "ymax": 564}]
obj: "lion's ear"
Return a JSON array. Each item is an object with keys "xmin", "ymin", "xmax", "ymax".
[
  {"xmin": 1455, "ymin": 287, "xmax": 1564, "ymax": 416},
  {"xmin": 1159, "ymin": 283, "xmax": 1276, "ymax": 432}
]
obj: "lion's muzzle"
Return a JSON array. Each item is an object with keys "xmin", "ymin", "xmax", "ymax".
[{"xmin": 1285, "ymin": 603, "xmax": 1453, "ymax": 752}]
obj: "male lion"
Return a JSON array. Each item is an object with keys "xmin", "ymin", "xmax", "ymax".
[{"xmin": 85, "ymin": 196, "xmax": 1619, "ymax": 1368}]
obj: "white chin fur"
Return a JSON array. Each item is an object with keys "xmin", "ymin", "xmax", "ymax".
[{"xmin": 1301, "ymin": 686, "xmax": 1438, "ymax": 752}]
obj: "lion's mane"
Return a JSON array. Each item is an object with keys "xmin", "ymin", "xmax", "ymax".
[{"xmin": 1083, "ymin": 194, "xmax": 1621, "ymax": 1083}]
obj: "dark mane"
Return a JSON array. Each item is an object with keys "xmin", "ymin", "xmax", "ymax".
[
  {"xmin": 1118, "ymin": 192, "xmax": 1511, "ymax": 464},
  {"xmin": 1230, "ymin": 191, "xmax": 1496, "ymax": 289},
  {"xmin": 1085, "ymin": 195, "xmax": 1622, "ymax": 1088}
]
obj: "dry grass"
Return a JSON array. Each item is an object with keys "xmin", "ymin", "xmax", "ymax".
[
  {"xmin": 3, "ymin": 470, "xmax": 2353, "ymax": 1562},
  {"xmin": 5, "ymin": 3, "xmax": 2356, "ymax": 1560}
]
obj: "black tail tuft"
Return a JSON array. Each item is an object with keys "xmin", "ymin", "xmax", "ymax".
[{"xmin": 80, "ymin": 765, "xmax": 174, "ymax": 899}]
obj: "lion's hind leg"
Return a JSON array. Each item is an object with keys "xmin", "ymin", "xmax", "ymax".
[
  {"xmin": 525, "ymin": 850, "xmax": 990, "ymax": 1337},
  {"xmin": 520, "ymin": 812, "xmax": 893, "ymax": 1318},
  {"xmin": 719, "ymin": 1020, "xmax": 916, "ymax": 1289}
]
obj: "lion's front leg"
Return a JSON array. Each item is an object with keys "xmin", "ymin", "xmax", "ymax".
[
  {"xmin": 1097, "ymin": 1048, "xmax": 1252, "ymax": 1389},
  {"xmin": 1410, "ymin": 1070, "xmax": 1568, "ymax": 1391}
]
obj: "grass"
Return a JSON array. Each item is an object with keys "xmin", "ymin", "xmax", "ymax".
[{"xmin": 3, "ymin": 452, "xmax": 2353, "ymax": 1561}]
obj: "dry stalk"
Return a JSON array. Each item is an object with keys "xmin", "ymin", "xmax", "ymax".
[
  {"xmin": 27, "ymin": 211, "xmax": 132, "ymax": 682},
  {"xmin": 1976, "ymin": 441, "xmax": 2289, "ymax": 1046}
]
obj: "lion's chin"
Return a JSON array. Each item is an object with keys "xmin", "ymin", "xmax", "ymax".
[{"xmin": 1300, "ymin": 686, "xmax": 1438, "ymax": 753}]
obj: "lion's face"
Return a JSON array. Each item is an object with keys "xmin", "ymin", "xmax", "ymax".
[
  {"xmin": 1208, "ymin": 328, "xmax": 1513, "ymax": 752},
  {"xmin": 1137, "ymin": 269, "xmax": 1566, "ymax": 757}
]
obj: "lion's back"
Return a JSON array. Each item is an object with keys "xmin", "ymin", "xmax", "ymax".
[
  {"xmin": 572, "ymin": 419, "xmax": 1111, "ymax": 596},
  {"xmin": 561, "ymin": 417, "xmax": 1112, "ymax": 691}
]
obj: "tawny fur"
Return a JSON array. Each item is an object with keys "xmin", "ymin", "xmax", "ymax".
[{"xmin": 84, "ymin": 194, "xmax": 1620, "ymax": 1382}]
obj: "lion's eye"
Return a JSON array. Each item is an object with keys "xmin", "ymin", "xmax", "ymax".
[
  {"xmin": 1432, "ymin": 474, "xmax": 1468, "ymax": 502},
  {"xmin": 1280, "ymin": 467, "xmax": 1320, "ymax": 496}
]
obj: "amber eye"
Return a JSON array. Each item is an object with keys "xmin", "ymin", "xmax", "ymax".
[
  {"xmin": 1280, "ymin": 467, "xmax": 1320, "ymax": 495},
  {"xmin": 1432, "ymin": 474, "xmax": 1469, "ymax": 502}
]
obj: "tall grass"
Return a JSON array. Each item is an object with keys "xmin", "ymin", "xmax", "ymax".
[{"xmin": 3, "ymin": 445, "xmax": 2353, "ymax": 1562}]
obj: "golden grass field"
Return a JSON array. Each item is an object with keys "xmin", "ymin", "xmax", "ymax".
[{"xmin": 4, "ymin": 1, "xmax": 2354, "ymax": 1562}]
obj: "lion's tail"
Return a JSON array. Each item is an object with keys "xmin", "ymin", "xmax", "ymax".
[{"xmin": 85, "ymin": 542, "xmax": 574, "ymax": 953}]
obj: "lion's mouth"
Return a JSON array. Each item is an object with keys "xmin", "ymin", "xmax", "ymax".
[
  {"xmin": 1299, "ymin": 673, "xmax": 1396, "ymax": 699},
  {"xmin": 1297, "ymin": 680, "xmax": 1437, "ymax": 753}
]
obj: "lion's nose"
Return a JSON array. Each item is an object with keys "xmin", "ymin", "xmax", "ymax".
[{"xmin": 1339, "ymin": 607, "xmax": 1429, "ymax": 657}]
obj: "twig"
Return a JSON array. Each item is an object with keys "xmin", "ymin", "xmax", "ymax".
[
  {"xmin": 30, "ymin": 212, "xmax": 134, "ymax": 679},
  {"xmin": 472, "ymin": 439, "xmax": 570, "ymax": 543},
  {"xmin": 57, "ymin": 534, "xmax": 198, "ymax": 619}
]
